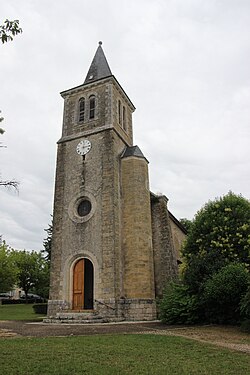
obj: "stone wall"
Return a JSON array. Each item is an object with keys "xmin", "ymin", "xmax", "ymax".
[
  {"xmin": 121, "ymin": 155, "xmax": 155, "ymax": 301},
  {"xmin": 118, "ymin": 298, "xmax": 157, "ymax": 321},
  {"xmin": 151, "ymin": 194, "xmax": 179, "ymax": 298},
  {"xmin": 168, "ymin": 212, "xmax": 187, "ymax": 263}
]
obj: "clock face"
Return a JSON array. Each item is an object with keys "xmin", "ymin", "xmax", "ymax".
[{"xmin": 76, "ymin": 139, "xmax": 91, "ymax": 156}]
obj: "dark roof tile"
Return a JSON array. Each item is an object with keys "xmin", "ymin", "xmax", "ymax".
[
  {"xmin": 84, "ymin": 42, "xmax": 112, "ymax": 84},
  {"xmin": 121, "ymin": 146, "xmax": 148, "ymax": 161}
]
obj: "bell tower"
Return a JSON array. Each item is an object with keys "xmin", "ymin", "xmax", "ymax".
[{"xmin": 47, "ymin": 42, "xmax": 177, "ymax": 322}]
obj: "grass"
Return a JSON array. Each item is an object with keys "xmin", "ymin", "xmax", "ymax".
[
  {"xmin": 0, "ymin": 334, "xmax": 249, "ymax": 375},
  {"xmin": 0, "ymin": 303, "xmax": 46, "ymax": 321},
  {"xmin": 0, "ymin": 305, "xmax": 249, "ymax": 374}
]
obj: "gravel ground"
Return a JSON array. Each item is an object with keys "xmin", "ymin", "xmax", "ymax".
[{"xmin": 0, "ymin": 320, "xmax": 165, "ymax": 338}]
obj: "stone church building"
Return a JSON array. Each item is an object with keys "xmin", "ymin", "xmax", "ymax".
[{"xmin": 47, "ymin": 43, "xmax": 186, "ymax": 323}]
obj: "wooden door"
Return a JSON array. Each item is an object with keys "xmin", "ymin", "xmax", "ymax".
[
  {"xmin": 73, "ymin": 258, "xmax": 94, "ymax": 310},
  {"xmin": 73, "ymin": 259, "xmax": 84, "ymax": 310}
]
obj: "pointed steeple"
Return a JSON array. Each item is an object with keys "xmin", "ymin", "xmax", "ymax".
[{"xmin": 84, "ymin": 41, "xmax": 112, "ymax": 84}]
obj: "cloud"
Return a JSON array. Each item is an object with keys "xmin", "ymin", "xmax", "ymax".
[{"xmin": 0, "ymin": 0, "xmax": 250, "ymax": 249}]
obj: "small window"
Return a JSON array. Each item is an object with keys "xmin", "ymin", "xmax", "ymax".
[
  {"xmin": 79, "ymin": 98, "xmax": 85, "ymax": 122},
  {"xmin": 89, "ymin": 95, "xmax": 96, "ymax": 119},
  {"xmin": 122, "ymin": 106, "xmax": 127, "ymax": 131},
  {"xmin": 118, "ymin": 100, "xmax": 121, "ymax": 125},
  {"xmin": 77, "ymin": 199, "xmax": 92, "ymax": 217}
]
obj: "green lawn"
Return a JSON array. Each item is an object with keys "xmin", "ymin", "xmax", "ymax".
[
  {"xmin": 0, "ymin": 303, "xmax": 46, "ymax": 321},
  {"xmin": 0, "ymin": 334, "xmax": 249, "ymax": 375},
  {"xmin": 0, "ymin": 305, "xmax": 249, "ymax": 374}
]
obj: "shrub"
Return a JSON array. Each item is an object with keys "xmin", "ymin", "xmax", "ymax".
[
  {"xmin": 240, "ymin": 284, "xmax": 250, "ymax": 318},
  {"xmin": 159, "ymin": 282, "xmax": 200, "ymax": 325},
  {"xmin": 32, "ymin": 303, "xmax": 48, "ymax": 315},
  {"xmin": 202, "ymin": 263, "xmax": 249, "ymax": 324},
  {"xmin": 240, "ymin": 319, "xmax": 250, "ymax": 332},
  {"xmin": 240, "ymin": 284, "xmax": 250, "ymax": 332},
  {"xmin": 182, "ymin": 192, "xmax": 250, "ymax": 294},
  {"xmin": 183, "ymin": 192, "xmax": 250, "ymax": 265},
  {"xmin": 1, "ymin": 299, "xmax": 33, "ymax": 305},
  {"xmin": 183, "ymin": 249, "xmax": 226, "ymax": 295}
]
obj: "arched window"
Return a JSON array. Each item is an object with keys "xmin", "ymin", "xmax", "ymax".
[
  {"xmin": 118, "ymin": 100, "xmax": 121, "ymax": 125},
  {"xmin": 89, "ymin": 95, "xmax": 96, "ymax": 119},
  {"xmin": 79, "ymin": 98, "xmax": 85, "ymax": 122},
  {"xmin": 122, "ymin": 106, "xmax": 127, "ymax": 131}
]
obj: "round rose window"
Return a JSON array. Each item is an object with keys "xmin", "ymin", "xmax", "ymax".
[{"xmin": 77, "ymin": 199, "xmax": 92, "ymax": 217}]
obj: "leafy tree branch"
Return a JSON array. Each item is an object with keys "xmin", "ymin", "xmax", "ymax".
[
  {"xmin": 0, "ymin": 19, "xmax": 22, "ymax": 44},
  {"xmin": 0, "ymin": 112, "xmax": 19, "ymax": 191},
  {"xmin": 0, "ymin": 179, "xmax": 19, "ymax": 191}
]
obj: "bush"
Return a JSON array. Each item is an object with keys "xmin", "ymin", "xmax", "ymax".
[
  {"xmin": 240, "ymin": 319, "xmax": 250, "ymax": 332},
  {"xmin": 240, "ymin": 284, "xmax": 250, "ymax": 332},
  {"xmin": 201, "ymin": 263, "xmax": 249, "ymax": 324},
  {"xmin": 32, "ymin": 303, "xmax": 48, "ymax": 315},
  {"xmin": 183, "ymin": 249, "xmax": 226, "ymax": 294},
  {"xmin": 159, "ymin": 282, "xmax": 200, "ymax": 325},
  {"xmin": 1, "ymin": 299, "xmax": 33, "ymax": 305},
  {"xmin": 20, "ymin": 294, "xmax": 45, "ymax": 303},
  {"xmin": 182, "ymin": 192, "xmax": 250, "ymax": 295},
  {"xmin": 240, "ymin": 284, "xmax": 250, "ymax": 319},
  {"xmin": 183, "ymin": 192, "xmax": 250, "ymax": 265}
]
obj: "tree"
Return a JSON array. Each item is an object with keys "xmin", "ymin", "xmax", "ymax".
[
  {"xmin": 11, "ymin": 250, "xmax": 48, "ymax": 301},
  {"xmin": 0, "ymin": 112, "xmax": 5, "ymax": 141},
  {"xmin": 0, "ymin": 19, "xmax": 22, "ymax": 187},
  {"xmin": 42, "ymin": 218, "xmax": 53, "ymax": 263},
  {"xmin": 0, "ymin": 112, "xmax": 4, "ymax": 135},
  {"xmin": 179, "ymin": 218, "xmax": 193, "ymax": 234},
  {"xmin": 240, "ymin": 284, "xmax": 250, "ymax": 332},
  {"xmin": 31, "ymin": 259, "xmax": 50, "ymax": 299},
  {"xmin": 182, "ymin": 248, "xmax": 226, "ymax": 295},
  {"xmin": 0, "ymin": 19, "xmax": 22, "ymax": 44},
  {"xmin": 202, "ymin": 263, "xmax": 249, "ymax": 324},
  {"xmin": 0, "ymin": 178, "xmax": 19, "ymax": 190},
  {"xmin": 182, "ymin": 192, "xmax": 250, "ymax": 292},
  {"xmin": 159, "ymin": 192, "xmax": 250, "ymax": 325},
  {"xmin": 0, "ymin": 113, "xmax": 19, "ymax": 191},
  {"xmin": 0, "ymin": 242, "xmax": 17, "ymax": 292}
]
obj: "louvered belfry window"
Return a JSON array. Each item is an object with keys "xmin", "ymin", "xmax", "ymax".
[
  {"xmin": 89, "ymin": 95, "xmax": 96, "ymax": 119},
  {"xmin": 122, "ymin": 106, "xmax": 126, "ymax": 131},
  {"xmin": 118, "ymin": 100, "xmax": 121, "ymax": 125},
  {"xmin": 79, "ymin": 98, "xmax": 85, "ymax": 122}
]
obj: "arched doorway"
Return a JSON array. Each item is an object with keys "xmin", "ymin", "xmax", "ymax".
[{"xmin": 73, "ymin": 258, "xmax": 94, "ymax": 310}]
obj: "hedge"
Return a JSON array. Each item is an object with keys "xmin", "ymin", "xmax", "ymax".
[{"xmin": 32, "ymin": 303, "xmax": 48, "ymax": 314}]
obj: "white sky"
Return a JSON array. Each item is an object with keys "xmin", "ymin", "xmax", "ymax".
[{"xmin": 0, "ymin": 0, "xmax": 249, "ymax": 251}]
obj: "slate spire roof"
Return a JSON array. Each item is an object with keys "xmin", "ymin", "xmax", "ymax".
[
  {"xmin": 84, "ymin": 41, "xmax": 112, "ymax": 84},
  {"xmin": 121, "ymin": 146, "xmax": 148, "ymax": 163}
]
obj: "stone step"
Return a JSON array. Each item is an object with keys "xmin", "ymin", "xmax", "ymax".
[
  {"xmin": 43, "ymin": 311, "xmax": 107, "ymax": 324},
  {"xmin": 43, "ymin": 318, "xmax": 107, "ymax": 324},
  {"xmin": 55, "ymin": 312, "xmax": 100, "ymax": 320}
]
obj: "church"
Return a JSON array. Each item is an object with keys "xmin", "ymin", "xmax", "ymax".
[{"xmin": 46, "ymin": 42, "xmax": 186, "ymax": 323}]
